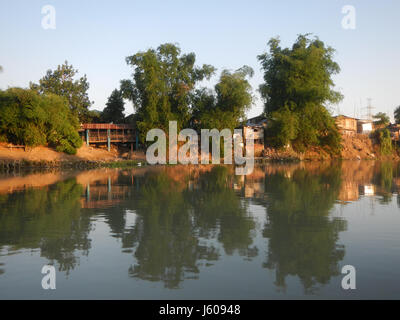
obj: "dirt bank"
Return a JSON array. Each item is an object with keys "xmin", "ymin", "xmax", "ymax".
[
  {"xmin": 0, "ymin": 132, "xmax": 398, "ymax": 168},
  {"xmin": 262, "ymin": 133, "xmax": 399, "ymax": 161},
  {"xmin": 0, "ymin": 143, "xmax": 147, "ymax": 163}
]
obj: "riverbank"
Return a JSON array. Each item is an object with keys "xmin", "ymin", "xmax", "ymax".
[
  {"xmin": 0, "ymin": 142, "xmax": 147, "ymax": 171},
  {"xmin": 1, "ymin": 132, "xmax": 399, "ymax": 170},
  {"xmin": 261, "ymin": 133, "xmax": 400, "ymax": 162}
]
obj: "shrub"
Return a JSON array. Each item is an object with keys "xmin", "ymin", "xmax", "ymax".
[
  {"xmin": 0, "ymin": 88, "xmax": 82, "ymax": 154},
  {"xmin": 377, "ymin": 128, "xmax": 393, "ymax": 155}
]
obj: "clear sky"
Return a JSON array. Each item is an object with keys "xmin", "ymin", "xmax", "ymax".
[{"xmin": 0, "ymin": 0, "xmax": 399, "ymax": 120}]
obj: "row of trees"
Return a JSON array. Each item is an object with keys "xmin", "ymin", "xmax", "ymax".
[
  {"xmin": 0, "ymin": 46, "xmax": 254, "ymax": 152},
  {"xmin": 119, "ymin": 43, "xmax": 253, "ymax": 141},
  {"xmin": 4, "ymin": 34, "xmax": 397, "ymax": 154},
  {"xmin": 118, "ymin": 36, "xmax": 343, "ymax": 153},
  {"xmin": 0, "ymin": 61, "xmax": 126, "ymax": 153},
  {"xmin": 0, "ymin": 62, "xmax": 90, "ymax": 154}
]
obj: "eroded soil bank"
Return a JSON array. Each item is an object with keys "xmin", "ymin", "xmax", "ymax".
[
  {"xmin": 0, "ymin": 143, "xmax": 146, "ymax": 170},
  {"xmin": 262, "ymin": 134, "xmax": 399, "ymax": 161},
  {"xmin": 1, "ymin": 133, "xmax": 399, "ymax": 170}
]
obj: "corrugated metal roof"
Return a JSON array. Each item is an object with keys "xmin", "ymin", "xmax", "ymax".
[{"xmin": 80, "ymin": 123, "xmax": 134, "ymax": 130}]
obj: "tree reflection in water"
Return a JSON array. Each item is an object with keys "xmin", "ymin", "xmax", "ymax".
[
  {"xmin": 262, "ymin": 165, "xmax": 347, "ymax": 293},
  {"xmin": 0, "ymin": 179, "xmax": 91, "ymax": 275},
  {"xmin": 123, "ymin": 166, "xmax": 256, "ymax": 288},
  {"xmin": 1, "ymin": 161, "xmax": 399, "ymax": 291}
]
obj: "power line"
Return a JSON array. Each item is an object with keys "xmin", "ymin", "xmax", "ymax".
[{"xmin": 362, "ymin": 98, "xmax": 375, "ymax": 120}]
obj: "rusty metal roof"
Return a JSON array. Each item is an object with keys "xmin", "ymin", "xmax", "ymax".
[{"xmin": 80, "ymin": 123, "xmax": 134, "ymax": 130}]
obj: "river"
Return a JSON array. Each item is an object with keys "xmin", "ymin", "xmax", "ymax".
[{"xmin": 0, "ymin": 161, "xmax": 399, "ymax": 299}]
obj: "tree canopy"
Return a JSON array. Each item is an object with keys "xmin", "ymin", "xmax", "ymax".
[
  {"xmin": 376, "ymin": 128, "xmax": 392, "ymax": 155},
  {"xmin": 101, "ymin": 89, "xmax": 125, "ymax": 123},
  {"xmin": 394, "ymin": 106, "xmax": 400, "ymax": 124},
  {"xmin": 30, "ymin": 61, "xmax": 92, "ymax": 122},
  {"xmin": 0, "ymin": 88, "xmax": 82, "ymax": 154},
  {"xmin": 121, "ymin": 43, "xmax": 216, "ymax": 142},
  {"xmin": 373, "ymin": 112, "xmax": 390, "ymax": 126},
  {"xmin": 191, "ymin": 66, "xmax": 254, "ymax": 131},
  {"xmin": 258, "ymin": 34, "xmax": 342, "ymax": 152}
]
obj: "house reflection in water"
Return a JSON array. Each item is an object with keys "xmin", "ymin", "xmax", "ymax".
[
  {"xmin": 337, "ymin": 183, "xmax": 376, "ymax": 203},
  {"xmin": 336, "ymin": 161, "xmax": 381, "ymax": 204},
  {"xmin": 78, "ymin": 170, "xmax": 134, "ymax": 209},
  {"xmin": 359, "ymin": 184, "xmax": 375, "ymax": 196},
  {"xmin": 232, "ymin": 167, "xmax": 267, "ymax": 200},
  {"xmin": 338, "ymin": 181, "xmax": 359, "ymax": 202}
]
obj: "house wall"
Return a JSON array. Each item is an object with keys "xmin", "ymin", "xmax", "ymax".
[
  {"xmin": 357, "ymin": 121, "xmax": 373, "ymax": 134},
  {"xmin": 335, "ymin": 117, "xmax": 357, "ymax": 135},
  {"xmin": 243, "ymin": 126, "xmax": 265, "ymax": 157}
]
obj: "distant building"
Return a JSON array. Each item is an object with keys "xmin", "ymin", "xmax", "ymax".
[
  {"xmin": 239, "ymin": 115, "xmax": 267, "ymax": 156},
  {"xmin": 79, "ymin": 123, "xmax": 137, "ymax": 151},
  {"xmin": 334, "ymin": 115, "xmax": 357, "ymax": 136},
  {"xmin": 338, "ymin": 181, "xmax": 359, "ymax": 202},
  {"xmin": 388, "ymin": 124, "xmax": 400, "ymax": 140},
  {"xmin": 243, "ymin": 125, "xmax": 264, "ymax": 145},
  {"xmin": 357, "ymin": 119, "xmax": 373, "ymax": 134},
  {"xmin": 246, "ymin": 115, "xmax": 268, "ymax": 127}
]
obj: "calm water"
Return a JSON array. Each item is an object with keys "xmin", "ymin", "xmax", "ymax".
[{"xmin": 0, "ymin": 161, "xmax": 399, "ymax": 299}]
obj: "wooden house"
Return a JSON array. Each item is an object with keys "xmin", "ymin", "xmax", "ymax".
[
  {"xmin": 78, "ymin": 123, "xmax": 137, "ymax": 151},
  {"xmin": 334, "ymin": 115, "xmax": 357, "ymax": 136}
]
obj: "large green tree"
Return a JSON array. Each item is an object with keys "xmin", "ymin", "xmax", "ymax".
[
  {"xmin": 101, "ymin": 89, "xmax": 125, "ymax": 123},
  {"xmin": 30, "ymin": 61, "xmax": 92, "ymax": 122},
  {"xmin": 191, "ymin": 66, "xmax": 254, "ymax": 131},
  {"xmin": 121, "ymin": 43, "xmax": 215, "ymax": 142},
  {"xmin": 0, "ymin": 88, "xmax": 82, "ymax": 154},
  {"xmin": 258, "ymin": 34, "xmax": 343, "ymax": 152}
]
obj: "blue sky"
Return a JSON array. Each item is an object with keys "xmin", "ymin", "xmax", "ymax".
[{"xmin": 0, "ymin": 0, "xmax": 399, "ymax": 120}]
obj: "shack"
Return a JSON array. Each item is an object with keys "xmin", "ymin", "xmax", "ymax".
[
  {"xmin": 334, "ymin": 115, "xmax": 357, "ymax": 136},
  {"xmin": 242, "ymin": 115, "xmax": 267, "ymax": 156},
  {"xmin": 357, "ymin": 119, "xmax": 373, "ymax": 134},
  {"xmin": 388, "ymin": 124, "xmax": 400, "ymax": 141}
]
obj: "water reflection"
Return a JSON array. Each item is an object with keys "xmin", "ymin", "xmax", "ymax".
[
  {"xmin": 0, "ymin": 161, "xmax": 399, "ymax": 293},
  {"xmin": 86, "ymin": 166, "xmax": 256, "ymax": 288},
  {"xmin": 0, "ymin": 179, "xmax": 91, "ymax": 275},
  {"xmin": 261, "ymin": 165, "xmax": 346, "ymax": 293}
]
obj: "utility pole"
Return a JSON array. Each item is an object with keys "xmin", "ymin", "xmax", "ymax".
[{"xmin": 362, "ymin": 98, "xmax": 375, "ymax": 120}]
